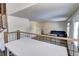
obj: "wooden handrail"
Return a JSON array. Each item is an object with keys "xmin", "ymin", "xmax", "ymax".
[
  {"xmin": 20, "ymin": 31, "xmax": 78, "ymax": 42},
  {"xmin": 4, "ymin": 30, "xmax": 78, "ymax": 56},
  {"xmin": 4, "ymin": 30, "xmax": 78, "ymax": 43}
]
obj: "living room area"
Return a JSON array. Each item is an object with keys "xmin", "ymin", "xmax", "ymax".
[{"xmin": 0, "ymin": 3, "xmax": 79, "ymax": 56}]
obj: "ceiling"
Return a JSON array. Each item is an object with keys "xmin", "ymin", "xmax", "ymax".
[
  {"xmin": 8, "ymin": 3, "xmax": 79, "ymax": 22},
  {"xmin": 6, "ymin": 3, "xmax": 36, "ymax": 15}
]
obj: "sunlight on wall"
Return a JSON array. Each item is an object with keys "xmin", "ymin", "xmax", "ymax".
[{"xmin": 30, "ymin": 21, "xmax": 41, "ymax": 34}]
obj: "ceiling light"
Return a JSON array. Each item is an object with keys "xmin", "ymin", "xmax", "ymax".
[{"xmin": 49, "ymin": 17, "xmax": 68, "ymax": 21}]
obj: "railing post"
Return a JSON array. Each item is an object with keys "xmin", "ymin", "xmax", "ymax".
[
  {"xmin": 4, "ymin": 32, "xmax": 8, "ymax": 43},
  {"xmin": 73, "ymin": 42, "xmax": 74, "ymax": 56},
  {"xmin": 4, "ymin": 32, "xmax": 9, "ymax": 56},
  {"xmin": 16, "ymin": 30, "xmax": 20, "ymax": 40}
]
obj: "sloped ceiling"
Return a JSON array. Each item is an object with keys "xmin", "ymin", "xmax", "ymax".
[
  {"xmin": 8, "ymin": 3, "xmax": 79, "ymax": 22},
  {"xmin": 6, "ymin": 3, "xmax": 36, "ymax": 15}
]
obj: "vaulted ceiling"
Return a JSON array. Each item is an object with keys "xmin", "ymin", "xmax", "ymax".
[
  {"xmin": 7, "ymin": 3, "xmax": 79, "ymax": 22},
  {"xmin": 6, "ymin": 3, "xmax": 36, "ymax": 15}
]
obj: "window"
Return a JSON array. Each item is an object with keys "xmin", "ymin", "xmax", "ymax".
[
  {"xmin": 67, "ymin": 22, "xmax": 70, "ymax": 37},
  {"xmin": 73, "ymin": 22, "xmax": 79, "ymax": 47},
  {"xmin": 73, "ymin": 22, "xmax": 79, "ymax": 39}
]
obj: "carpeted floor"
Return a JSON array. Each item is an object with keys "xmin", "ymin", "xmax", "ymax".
[
  {"xmin": 0, "ymin": 39, "xmax": 78, "ymax": 56},
  {"xmin": 0, "ymin": 51, "xmax": 4, "ymax": 56}
]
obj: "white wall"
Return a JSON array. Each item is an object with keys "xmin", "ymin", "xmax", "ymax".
[
  {"xmin": 68, "ymin": 9, "xmax": 79, "ymax": 22},
  {"xmin": 29, "ymin": 21, "xmax": 67, "ymax": 34},
  {"xmin": 29, "ymin": 21, "xmax": 67, "ymax": 35},
  {"xmin": 67, "ymin": 9, "xmax": 79, "ymax": 54},
  {"xmin": 6, "ymin": 3, "xmax": 33, "ymax": 32},
  {"xmin": 7, "ymin": 16, "xmax": 41, "ymax": 34},
  {"xmin": 41, "ymin": 21, "xmax": 67, "ymax": 34},
  {"xmin": 8, "ymin": 16, "xmax": 30, "ymax": 32},
  {"xmin": 30, "ymin": 21, "xmax": 41, "ymax": 34},
  {"xmin": 67, "ymin": 9, "xmax": 79, "ymax": 38},
  {"xmin": 7, "ymin": 16, "xmax": 67, "ymax": 34}
]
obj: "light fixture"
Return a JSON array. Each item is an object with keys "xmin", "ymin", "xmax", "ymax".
[{"xmin": 50, "ymin": 17, "xmax": 68, "ymax": 21}]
